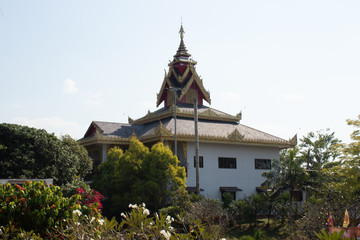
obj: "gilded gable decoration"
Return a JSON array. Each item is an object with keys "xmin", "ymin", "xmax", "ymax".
[
  {"xmin": 289, "ymin": 134, "xmax": 297, "ymax": 145},
  {"xmin": 128, "ymin": 117, "xmax": 134, "ymax": 124},
  {"xmin": 236, "ymin": 112, "xmax": 242, "ymax": 121},
  {"xmin": 227, "ymin": 129, "xmax": 245, "ymax": 141},
  {"xmin": 199, "ymin": 108, "xmax": 220, "ymax": 118},
  {"xmin": 155, "ymin": 121, "xmax": 173, "ymax": 137},
  {"xmin": 130, "ymin": 130, "xmax": 137, "ymax": 139}
]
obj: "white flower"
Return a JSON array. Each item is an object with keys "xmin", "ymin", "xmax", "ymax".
[
  {"xmin": 129, "ymin": 203, "xmax": 138, "ymax": 209},
  {"xmin": 98, "ymin": 219, "xmax": 105, "ymax": 226},
  {"xmin": 141, "ymin": 203, "xmax": 146, "ymax": 207},
  {"xmin": 143, "ymin": 208, "xmax": 150, "ymax": 216},
  {"xmin": 150, "ymin": 221, "xmax": 154, "ymax": 226},
  {"xmin": 160, "ymin": 230, "xmax": 171, "ymax": 240},
  {"xmin": 72, "ymin": 210, "xmax": 82, "ymax": 217},
  {"xmin": 168, "ymin": 226, "xmax": 174, "ymax": 231},
  {"xmin": 220, "ymin": 238, "xmax": 227, "ymax": 240},
  {"xmin": 90, "ymin": 217, "xmax": 95, "ymax": 223},
  {"xmin": 74, "ymin": 222, "xmax": 80, "ymax": 226},
  {"xmin": 121, "ymin": 212, "xmax": 126, "ymax": 218},
  {"xmin": 166, "ymin": 215, "xmax": 173, "ymax": 224}
]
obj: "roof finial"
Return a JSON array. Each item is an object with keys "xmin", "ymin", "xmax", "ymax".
[
  {"xmin": 179, "ymin": 23, "xmax": 185, "ymax": 41},
  {"xmin": 174, "ymin": 22, "xmax": 191, "ymax": 58}
]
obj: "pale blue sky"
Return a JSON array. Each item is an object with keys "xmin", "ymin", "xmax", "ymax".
[{"xmin": 1, "ymin": 1, "xmax": 359, "ymax": 143}]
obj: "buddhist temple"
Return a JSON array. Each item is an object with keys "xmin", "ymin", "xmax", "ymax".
[{"xmin": 79, "ymin": 25, "xmax": 296, "ymax": 200}]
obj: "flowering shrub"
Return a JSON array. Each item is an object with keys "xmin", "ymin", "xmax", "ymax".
[
  {"xmin": 119, "ymin": 203, "xmax": 210, "ymax": 239},
  {"xmin": 76, "ymin": 187, "xmax": 103, "ymax": 210},
  {"xmin": 61, "ymin": 177, "xmax": 104, "ymax": 212},
  {"xmin": 1, "ymin": 189, "xmax": 226, "ymax": 240},
  {"xmin": 0, "ymin": 181, "xmax": 101, "ymax": 238}
]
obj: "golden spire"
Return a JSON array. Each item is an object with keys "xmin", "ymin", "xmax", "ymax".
[
  {"xmin": 179, "ymin": 24, "xmax": 185, "ymax": 41},
  {"xmin": 175, "ymin": 24, "xmax": 191, "ymax": 57}
]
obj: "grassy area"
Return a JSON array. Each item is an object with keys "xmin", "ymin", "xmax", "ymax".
[{"xmin": 226, "ymin": 219, "xmax": 285, "ymax": 240}]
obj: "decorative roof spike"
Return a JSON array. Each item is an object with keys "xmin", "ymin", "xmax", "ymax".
[
  {"xmin": 175, "ymin": 24, "xmax": 191, "ymax": 57},
  {"xmin": 128, "ymin": 116, "xmax": 134, "ymax": 124},
  {"xmin": 179, "ymin": 24, "xmax": 185, "ymax": 40}
]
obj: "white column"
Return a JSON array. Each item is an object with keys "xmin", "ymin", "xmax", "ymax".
[{"xmin": 101, "ymin": 144, "xmax": 108, "ymax": 162}]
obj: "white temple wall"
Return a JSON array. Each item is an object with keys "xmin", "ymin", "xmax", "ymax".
[{"xmin": 186, "ymin": 142, "xmax": 279, "ymax": 201}]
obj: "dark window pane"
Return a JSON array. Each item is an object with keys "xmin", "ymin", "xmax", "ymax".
[
  {"xmin": 254, "ymin": 159, "xmax": 271, "ymax": 170},
  {"xmin": 194, "ymin": 156, "xmax": 203, "ymax": 168},
  {"xmin": 218, "ymin": 157, "xmax": 236, "ymax": 169}
]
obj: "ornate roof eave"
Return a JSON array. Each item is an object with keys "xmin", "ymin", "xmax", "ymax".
[
  {"xmin": 132, "ymin": 106, "xmax": 240, "ymax": 125},
  {"xmin": 141, "ymin": 133, "xmax": 295, "ymax": 148},
  {"xmin": 77, "ymin": 133, "xmax": 130, "ymax": 147},
  {"xmin": 156, "ymin": 73, "xmax": 173, "ymax": 107},
  {"xmin": 79, "ymin": 130, "xmax": 295, "ymax": 149}
]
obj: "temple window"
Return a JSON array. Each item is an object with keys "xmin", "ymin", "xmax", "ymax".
[
  {"xmin": 254, "ymin": 159, "xmax": 271, "ymax": 170},
  {"xmin": 218, "ymin": 157, "xmax": 237, "ymax": 169},
  {"xmin": 193, "ymin": 156, "xmax": 204, "ymax": 168}
]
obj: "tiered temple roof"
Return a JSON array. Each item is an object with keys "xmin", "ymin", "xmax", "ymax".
[{"xmin": 79, "ymin": 25, "xmax": 296, "ymax": 149}]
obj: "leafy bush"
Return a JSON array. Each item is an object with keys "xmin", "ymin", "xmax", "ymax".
[
  {"xmin": 62, "ymin": 177, "xmax": 104, "ymax": 211},
  {"xmin": 1, "ymin": 202, "xmax": 219, "ymax": 239},
  {"xmin": 228, "ymin": 194, "xmax": 266, "ymax": 225},
  {"xmin": 92, "ymin": 138, "xmax": 187, "ymax": 217},
  {"xmin": 186, "ymin": 198, "xmax": 230, "ymax": 238},
  {"xmin": 0, "ymin": 181, "xmax": 101, "ymax": 238},
  {"xmin": 314, "ymin": 229, "xmax": 349, "ymax": 240},
  {"xmin": 0, "ymin": 123, "xmax": 92, "ymax": 185}
]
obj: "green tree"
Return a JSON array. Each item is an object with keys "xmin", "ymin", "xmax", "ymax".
[
  {"xmin": 92, "ymin": 137, "xmax": 187, "ymax": 217},
  {"xmin": 298, "ymin": 129, "xmax": 341, "ymax": 199},
  {"xmin": 341, "ymin": 114, "xmax": 360, "ymax": 163},
  {"xmin": 0, "ymin": 123, "xmax": 92, "ymax": 185},
  {"xmin": 325, "ymin": 115, "xmax": 360, "ymax": 203},
  {"xmin": 262, "ymin": 147, "xmax": 308, "ymax": 224},
  {"xmin": 299, "ymin": 129, "xmax": 341, "ymax": 171}
]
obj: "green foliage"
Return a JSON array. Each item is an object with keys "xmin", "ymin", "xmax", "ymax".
[
  {"xmin": 299, "ymin": 129, "xmax": 341, "ymax": 171},
  {"xmin": 262, "ymin": 147, "xmax": 308, "ymax": 224},
  {"xmin": 239, "ymin": 230, "xmax": 265, "ymax": 240},
  {"xmin": 325, "ymin": 115, "xmax": 360, "ymax": 203},
  {"xmin": 0, "ymin": 181, "xmax": 101, "ymax": 238},
  {"xmin": 314, "ymin": 229, "xmax": 348, "ymax": 240},
  {"xmin": 61, "ymin": 177, "xmax": 104, "ymax": 212},
  {"xmin": 60, "ymin": 135, "xmax": 93, "ymax": 181},
  {"xmin": 0, "ymin": 123, "xmax": 92, "ymax": 185},
  {"xmin": 186, "ymin": 198, "xmax": 229, "ymax": 238},
  {"xmin": 343, "ymin": 114, "xmax": 360, "ymax": 160},
  {"xmin": 92, "ymin": 137, "xmax": 187, "ymax": 217},
  {"xmin": 1, "ymin": 201, "xmax": 217, "ymax": 239},
  {"xmin": 228, "ymin": 194, "xmax": 267, "ymax": 225},
  {"xmin": 222, "ymin": 192, "xmax": 234, "ymax": 209}
]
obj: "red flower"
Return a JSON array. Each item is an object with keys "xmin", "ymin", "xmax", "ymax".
[
  {"xmin": 15, "ymin": 184, "xmax": 24, "ymax": 191},
  {"xmin": 76, "ymin": 187, "xmax": 85, "ymax": 194}
]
